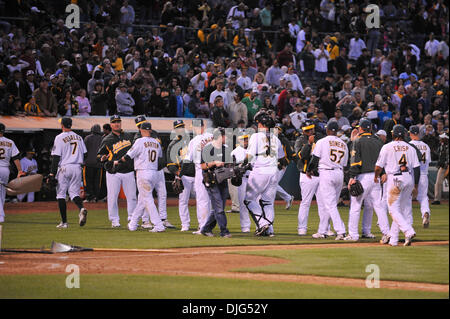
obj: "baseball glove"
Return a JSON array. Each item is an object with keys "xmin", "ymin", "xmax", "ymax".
[
  {"xmin": 171, "ymin": 176, "xmax": 184, "ymax": 195},
  {"xmin": 349, "ymin": 180, "xmax": 364, "ymax": 197},
  {"xmin": 44, "ymin": 174, "xmax": 58, "ymax": 189}
]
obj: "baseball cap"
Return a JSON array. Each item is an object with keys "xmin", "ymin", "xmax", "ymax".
[
  {"xmin": 110, "ymin": 114, "xmax": 121, "ymax": 123},
  {"xmin": 275, "ymin": 123, "xmax": 284, "ymax": 132},
  {"xmin": 409, "ymin": 125, "xmax": 420, "ymax": 135},
  {"xmin": 432, "ymin": 110, "xmax": 441, "ymax": 116},
  {"xmin": 140, "ymin": 122, "xmax": 152, "ymax": 130},
  {"xmin": 439, "ymin": 133, "xmax": 449, "ymax": 139},
  {"xmin": 376, "ymin": 129, "xmax": 387, "ymax": 137},
  {"xmin": 302, "ymin": 120, "xmax": 315, "ymax": 131},
  {"xmin": 60, "ymin": 60, "xmax": 72, "ymax": 67},
  {"xmin": 326, "ymin": 121, "xmax": 339, "ymax": 132},
  {"xmin": 392, "ymin": 124, "xmax": 406, "ymax": 138},
  {"xmin": 135, "ymin": 115, "xmax": 146, "ymax": 127},
  {"xmin": 119, "ymin": 82, "xmax": 127, "ymax": 88},
  {"xmin": 26, "ymin": 70, "xmax": 35, "ymax": 76},
  {"xmin": 58, "ymin": 117, "xmax": 72, "ymax": 128},
  {"xmin": 358, "ymin": 118, "xmax": 372, "ymax": 130},
  {"xmin": 0, "ymin": 122, "xmax": 5, "ymax": 133},
  {"xmin": 341, "ymin": 125, "xmax": 352, "ymax": 131},
  {"xmin": 173, "ymin": 120, "xmax": 185, "ymax": 128},
  {"xmin": 50, "ymin": 74, "xmax": 57, "ymax": 80}
]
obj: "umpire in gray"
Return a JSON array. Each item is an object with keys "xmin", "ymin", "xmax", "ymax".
[
  {"xmin": 199, "ymin": 127, "xmax": 232, "ymax": 238},
  {"xmin": 345, "ymin": 118, "xmax": 390, "ymax": 242}
]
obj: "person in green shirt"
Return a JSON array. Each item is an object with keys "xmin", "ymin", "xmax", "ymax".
[{"xmin": 242, "ymin": 89, "xmax": 262, "ymax": 125}]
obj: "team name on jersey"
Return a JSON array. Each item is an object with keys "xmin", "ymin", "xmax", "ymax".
[
  {"xmin": 112, "ymin": 140, "xmax": 132, "ymax": 154},
  {"xmin": 62, "ymin": 135, "xmax": 82, "ymax": 143},
  {"xmin": 416, "ymin": 144, "xmax": 428, "ymax": 151},
  {"xmin": 0, "ymin": 141, "xmax": 12, "ymax": 147},
  {"xmin": 144, "ymin": 141, "xmax": 160, "ymax": 149},
  {"xmin": 394, "ymin": 145, "xmax": 409, "ymax": 152},
  {"xmin": 329, "ymin": 140, "xmax": 346, "ymax": 149}
]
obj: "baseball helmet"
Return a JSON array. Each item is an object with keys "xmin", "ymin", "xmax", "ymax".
[
  {"xmin": 0, "ymin": 122, "xmax": 5, "ymax": 133},
  {"xmin": 135, "ymin": 115, "xmax": 146, "ymax": 127},
  {"xmin": 258, "ymin": 114, "xmax": 276, "ymax": 129},
  {"xmin": 392, "ymin": 124, "xmax": 406, "ymax": 138}
]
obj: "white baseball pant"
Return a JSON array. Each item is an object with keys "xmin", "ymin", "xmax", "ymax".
[
  {"xmin": 56, "ymin": 165, "xmax": 82, "ymax": 200},
  {"xmin": 348, "ymin": 172, "xmax": 390, "ymax": 240},
  {"xmin": 316, "ymin": 169, "xmax": 346, "ymax": 235},
  {"xmin": 416, "ymin": 174, "xmax": 430, "ymax": 218},
  {"xmin": 0, "ymin": 167, "xmax": 10, "ymax": 222},
  {"xmin": 386, "ymin": 173, "xmax": 416, "ymax": 245},
  {"xmin": 276, "ymin": 167, "xmax": 291, "ymax": 202},
  {"xmin": 298, "ymin": 173, "xmax": 322, "ymax": 232},
  {"xmin": 154, "ymin": 169, "xmax": 167, "ymax": 220},
  {"xmin": 17, "ymin": 192, "xmax": 35, "ymax": 202},
  {"xmin": 237, "ymin": 176, "xmax": 251, "ymax": 231},
  {"xmin": 178, "ymin": 175, "xmax": 195, "ymax": 229},
  {"xmin": 106, "ymin": 171, "xmax": 137, "ymax": 224},
  {"xmin": 361, "ymin": 196, "xmax": 373, "ymax": 235},
  {"xmin": 194, "ymin": 168, "xmax": 211, "ymax": 229},
  {"xmin": 245, "ymin": 172, "xmax": 278, "ymax": 229},
  {"xmin": 129, "ymin": 170, "xmax": 164, "ymax": 231}
]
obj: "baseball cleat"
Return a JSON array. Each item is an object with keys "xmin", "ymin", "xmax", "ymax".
[
  {"xmin": 380, "ymin": 234, "xmax": 390, "ymax": 244},
  {"xmin": 404, "ymin": 234, "xmax": 416, "ymax": 246},
  {"xmin": 312, "ymin": 233, "xmax": 326, "ymax": 239},
  {"xmin": 221, "ymin": 233, "xmax": 232, "ymax": 238},
  {"xmin": 431, "ymin": 200, "xmax": 440, "ymax": 205},
  {"xmin": 343, "ymin": 235, "xmax": 358, "ymax": 241},
  {"xmin": 78, "ymin": 208, "xmax": 88, "ymax": 227},
  {"xmin": 285, "ymin": 196, "xmax": 294, "ymax": 210},
  {"xmin": 422, "ymin": 212, "xmax": 430, "ymax": 228},
  {"xmin": 326, "ymin": 230, "xmax": 336, "ymax": 237},
  {"xmin": 141, "ymin": 222, "xmax": 153, "ymax": 229},
  {"xmin": 192, "ymin": 230, "xmax": 202, "ymax": 235},
  {"xmin": 255, "ymin": 225, "xmax": 270, "ymax": 236},
  {"xmin": 180, "ymin": 226, "xmax": 190, "ymax": 232},
  {"xmin": 163, "ymin": 220, "xmax": 176, "ymax": 229},
  {"xmin": 149, "ymin": 228, "xmax": 165, "ymax": 233},
  {"xmin": 111, "ymin": 222, "xmax": 121, "ymax": 228},
  {"xmin": 335, "ymin": 234, "xmax": 345, "ymax": 240},
  {"xmin": 241, "ymin": 228, "xmax": 250, "ymax": 233},
  {"xmin": 362, "ymin": 233, "xmax": 375, "ymax": 239},
  {"xmin": 201, "ymin": 231, "xmax": 214, "ymax": 237},
  {"xmin": 298, "ymin": 229, "xmax": 307, "ymax": 236},
  {"xmin": 56, "ymin": 222, "xmax": 68, "ymax": 229},
  {"xmin": 128, "ymin": 222, "xmax": 138, "ymax": 231}
]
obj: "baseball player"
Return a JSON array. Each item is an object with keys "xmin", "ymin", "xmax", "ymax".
[
  {"xmin": 17, "ymin": 149, "xmax": 38, "ymax": 202},
  {"xmin": 97, "ymin": 115, "xmax": 137, "ymax": 228},
  {"xmin": 231, "ymin": 131, "xmax": 251, "ymax": 232},
  {"xmin": 185, "ymin": 119, "xmax": 213, "ymax": 234},
  {"xmin": 294, "ymin": 120, "xmax": 330, "ymax": 236},
  {"xmin": 167, "ymin": 120, "xmax": 195, "ymax": 231},
  {"xmin": 375, "ymin": 124, "xmax": 420, "ymax": 246},
  {"xmin": 274, "ymin": 123, "xmax": 295, "ymax": 209},
  {"xmin": 199, "ymin": 127, "xmax": 232, "ymax": 238},
  {"xmin": 115, "ymin": 122, "xmax": 165, "ymax": 232},
  {"xmin": 0, "ymin": 122, "xmax": 26, "ymax": 223},
  {"xmin": 408, "ymin": 125, "xmax": 431, "ymax": 228},
  {"xmin": 244, "ymin": 114, "xmax": 285, "ymax": 237},
  {"xmin": 134, "ymin": 115, "xmax": 175, "ymax": 229},
  {"xmin": 307, "ymin": 121, "xmax": 348, "ymax": 240},
  {"xmin": 49, "ymin": 117, "xmax": 88, "ymax": 229},
  {"xmin": 345, "ymin": 118, "xmax": 390, "ymax": 241}
]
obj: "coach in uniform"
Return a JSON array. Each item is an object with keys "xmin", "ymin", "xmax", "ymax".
[
  {"xmin": 345, "ymin": 118, "xmax": 390, "ymax": 242},
  {"xmin": 49, "ymin": 117, "xmax": 88, "ymax": 229},
  {"xmin": 274, "ymin": 123, "xmax": 295, "ymax": 210},
  {"xmin": 167, "ymin": 120, "xmax": 195, "ymax": 232},
  {"xmin": 97, "ymin": 115, "xmax": 137, "ymax": 228},
  {"xmin": 0, "ymin": 122, "xmax": 26, "ymax": 223}
]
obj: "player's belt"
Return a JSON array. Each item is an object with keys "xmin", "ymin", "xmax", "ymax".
[
  {"xmin": 320, "ymin": 167, "xmax": 342, "ymax": 170},
  {"xmin": 393, "ymin": 171, "xmax": 410, "ymax": 176}
]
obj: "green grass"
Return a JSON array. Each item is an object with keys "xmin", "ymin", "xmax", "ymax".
[
  {"xmin": 0, "ymin": 274, "xmax": 447, "ymax": 299},
  {"xmin": 232, "ymin": 245, "xmax": 449, "ymax": 284},
  {"xmin": 2, "ymin": 203, "xmax": 448, "ymax": 250}
]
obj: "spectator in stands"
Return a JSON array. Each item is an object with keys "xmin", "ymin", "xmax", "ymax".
[
  {"xmin": 211, "ymin": 95, "xmax": 229, "ymax": 128},
  {"xmin": 75, "ymin": 89, "xmax": 91, "ymax": 116},
  {"xmin": 58, "ymin": 89, "xmax": 79, "ymax": 117},
  {"xmin": 33, "ymin": 80, "xmax": 57, "ymax": 117},
  {"xmin": 115, "ymin": 82, "xmax": 135, "ymax": 116}
]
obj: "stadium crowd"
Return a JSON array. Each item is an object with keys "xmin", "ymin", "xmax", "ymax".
[{"xmin": 0, "ymin": 0, "xmax": 448, "ymax": 195}]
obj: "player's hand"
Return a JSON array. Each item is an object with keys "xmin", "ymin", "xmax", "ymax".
[
  {"xmin": 100, "ymin": 154, "xmax": 108, "ymax": 162},
  {"xmin": 17, "ymin": 171, "xmax": 26, "ymax": 178},
  {"xmin": 350, "ymin": 129, "xmax": 359, "ymax": 142},
  {"xmin": 306, "ymin": 171, "xmax": 312, "ymax": 179},
  {"xmin": 113, "ymin": 160, "xmax": 119, "ymax": 167},
  {"xmin": 214, "ymin": 161, "xmax": 224, "ymax": 168},
  {"xmin": 374, "ymin": 175, "xmax": 379, "ymax": 183},
  {"xmin": 348, "ymin": 178, "xmax": 356, "ymax": 189},
  {"xmin": 380, "ymin": 174, "xmax": 387, "ymax": 184}
]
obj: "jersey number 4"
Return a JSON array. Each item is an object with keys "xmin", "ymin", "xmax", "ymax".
[
  {"xmin": 398, "ymin": 154, "xmax": 407, "ymax": 166},
  {"xmin": 330, "ymin": 149, "xmax": 345, "ymax": 163}
]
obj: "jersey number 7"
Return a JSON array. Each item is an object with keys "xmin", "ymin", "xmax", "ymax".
[
  {"xmin": 330, "ymin": 149, "xmax": 345, "ymax": 163},
  {"xmin": 70, "ymin": 142, "xmax": 78, "ymax": 155}
]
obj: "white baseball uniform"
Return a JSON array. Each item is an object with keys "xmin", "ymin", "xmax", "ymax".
[
  {"xmin": 245, "ymin": 131, "xmax": 284, "ymax": 231},
  {"xmin": 187, "ymin": 131, "xmax": 214, "ymax": 229},
  {"xmin": 126, "ymin": 136, "xmax": 165, "ymax": 231},
  {"xmin": 231, "ymin": 145, "xmax": 251, "ymax": 232},
  {"xmin": 409, "ymin": 140, "xmax": 431, "ymax": 218},
  {"xmin": 0, "ymin": 136, "xmax": 20, "ymax": 222},
  {"xmin": 51, "ymin": 131, "xmax": 87, "ymax": 201},
  {"xmin": 17, "ymin": 157, "xmax": 38, "ymax": 202},
  {"xmin": 375, "ymin": 141, "xmax": 420, "ymax": 245},
  {"xmin": 312, "ymin": 135, "xmax": 348, "ymax": 235}
]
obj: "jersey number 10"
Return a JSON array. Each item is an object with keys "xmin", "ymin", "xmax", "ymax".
[{"xmin": 148, "ymin": 150, "xmax": 157, "ymax": 162}]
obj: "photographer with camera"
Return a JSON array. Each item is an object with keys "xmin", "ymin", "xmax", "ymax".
[{"xmin": 199, "ymin": 127, "xmax": 232, "ymax": 238}]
